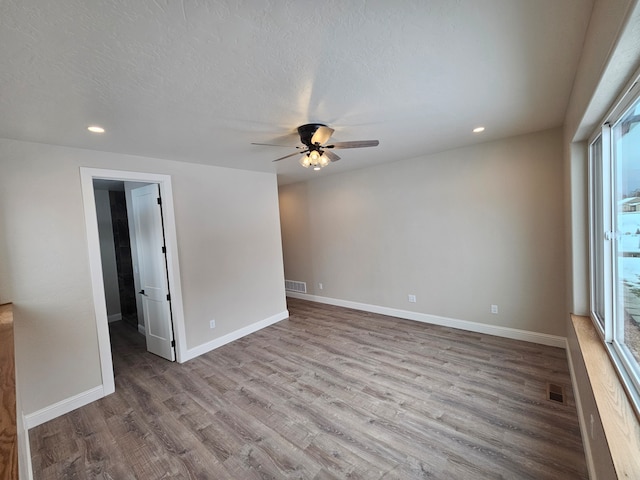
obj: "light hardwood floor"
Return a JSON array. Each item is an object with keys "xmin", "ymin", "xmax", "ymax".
[{"xmin": 30, "ymin": 299, "xmax": 587, "ymax": 479}]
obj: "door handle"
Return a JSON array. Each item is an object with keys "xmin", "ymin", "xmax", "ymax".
[{"xmin": 139, "ymin": 289, "xmax": 145, "ymax": 295}]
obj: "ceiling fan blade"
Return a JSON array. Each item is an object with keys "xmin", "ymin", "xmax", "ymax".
[
  {"xmin": 324, "ymin": 150, "xmax": 341, "ymax": 162},
  {"xmin": 251, "ymin": 142, "xmax": 299, "ymax": 147},
  {"xmin": 272, "ymin": 151, "xmax": 307, "ymax": 162},
  {"xmin": 311, "ymin": 126, "xmax": 335, "ymax": 145},
  {"xmin": 327, "ymin": 140, "xmax": 379, "ymax": 149}
]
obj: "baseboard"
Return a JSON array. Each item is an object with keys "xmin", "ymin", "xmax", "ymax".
[
  {"xmin": 24, "ymin": 385, "xmax": 105, "ymax": 429},
  {"xmin": 181, "ymin": 310, "xmax": 290, "ymax": 362},
  {"xmin": 286, "ymin": 292, "xmax": 566, "ymax": 348},
  {"xmin": 566, "ymin": 338, "xmax": 598, "ymax": 480},
  {"xmin": 107, "ymin": 313, "xmax": 122, "ymax": 323},
  {"xmin": 18, "ymin": 411, "xmax": 33, "ymax": 480}
]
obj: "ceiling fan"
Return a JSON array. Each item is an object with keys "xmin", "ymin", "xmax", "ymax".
[{"xmin": 252, "ymin": 123, "xmax": 379, "ymax": 170}]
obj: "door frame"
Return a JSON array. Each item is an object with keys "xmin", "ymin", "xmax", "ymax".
[{"xmin": 80, "ymin": 167, "xmax": 187, "ymax": 395}]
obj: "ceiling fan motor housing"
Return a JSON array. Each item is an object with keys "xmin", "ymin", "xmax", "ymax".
[{"xmin": 297, "ymin": 123, "xmax": 327, "ymax": 148}]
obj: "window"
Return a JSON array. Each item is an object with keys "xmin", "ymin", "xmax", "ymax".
[{"xmin": 589, "ymin": 79, "xmax": 640, "ymax": 413}]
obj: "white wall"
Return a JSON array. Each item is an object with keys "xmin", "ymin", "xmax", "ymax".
[
  {"xmin": 280, "ymin": 128, "xmax": 566, "ymax": 337},
  {"xmin": 94, "ymin": 188, "xmax": 121, "ymax": 320},
  {"xmin": 0, "ymin": 138, "xmax": 287, "ymax": 415}
]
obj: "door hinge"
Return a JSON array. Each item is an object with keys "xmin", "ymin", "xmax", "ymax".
[
  {"xmin": 166, "ymin": 293, "xmax": 171, "ymax": 301},
  {"xmin": 157, "ymin": 197, "xmax": 162, "ymax": 205},
  {"xmin": 161, "ymin": 246, "xmax": 166, "ymax": 253},
  {"xmin": 171, "ymin": 340, "xmax": 175, "ymax": 347}
]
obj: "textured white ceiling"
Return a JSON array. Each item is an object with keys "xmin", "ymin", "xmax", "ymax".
[{"xmin": 0, "ymin": 0, "xmax": 593, "ymax": 184}]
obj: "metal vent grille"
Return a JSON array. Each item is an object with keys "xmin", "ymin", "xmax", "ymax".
[
  {"xmin": 547, "ymin": 383, "xmax": 566, "ymax": 404},
  {"xmin": 285, "ymin": 280, "xmax": 307, "ymax": 293}
]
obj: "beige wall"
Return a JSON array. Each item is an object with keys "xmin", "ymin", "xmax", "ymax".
[
  {"xmin": 0, "ymin": 138, "xmax": 286, "ymax": 415},
  {"xmin": 280, "ymin": 128, "xmax": 566, "ymax": 336}
]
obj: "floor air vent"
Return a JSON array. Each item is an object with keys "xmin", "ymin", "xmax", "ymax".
[
  {"xmin": 285, "ymin": 280, "xmax": 307, "ymax": 293},
  {"xmin": 547, "ymin": 383, "xmax": 566, "ymax": 404}
]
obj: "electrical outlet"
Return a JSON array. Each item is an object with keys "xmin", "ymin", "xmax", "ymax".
[
  {"xmin": 408, "ymin": 294, "xmax": 417, "ymax": 303},
  {"xmin": 209, "ymin": 319, "xmax": 216, "ymax": 329},
  {"xmin": 491, "ymin": 304, "xmax": 498, "ymax": 314},
  {"xmin": 319, "ymin": 282, "xmax": 323, "ymax": 290}
]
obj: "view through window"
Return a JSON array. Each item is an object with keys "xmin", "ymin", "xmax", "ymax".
[{"xmin": 614, "ymin": 95, "xmax": 640, "ymax": 373}]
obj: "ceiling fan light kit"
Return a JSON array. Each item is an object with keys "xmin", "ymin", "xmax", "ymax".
[
  {"xmin": 299, "ymin": 149, "xmax": 330, "ymax": 169},
  {"xmin": 252, "ymin": 123, "xmax": 379, "ymax": 171}
]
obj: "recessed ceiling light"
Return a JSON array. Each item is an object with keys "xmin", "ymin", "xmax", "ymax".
[
  {"xmin": 87, "ymin": 125, "xmax": 105, "ymax": 133},
  {"xmin": 473, "ymin": 126, "xmax": 485, "ymax": 133}
]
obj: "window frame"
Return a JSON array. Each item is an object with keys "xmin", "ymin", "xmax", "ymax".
[
  {"xmin": 588, "ymin": 73, "xmax": 640, "ymax": 417},
  {"xmin": 588, "ymin": 131, "xmax": 610, "ymax": 336}
]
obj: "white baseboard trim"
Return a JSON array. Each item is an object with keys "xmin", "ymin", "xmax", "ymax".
[
  {"xmin": 286, "ymin": 292, "xmax": 566, "ymax": 348},
  {"xmin": 181, "ymin": 310, "xmax": 290, "ymax": 362},
  {"xmin": 566, "ymin": 338, "xmax": 598, "ymax": 480},
  {"xmin": 24, "ymin": 385, "xmax": 105, "ymax": 429},
  {"xmin": 18, "ymin": 411, "xmax": 33, "ymax": 480},
  {"xmin": 107, "ymin": 313, "xmax": 122, "ymax": 323},
  {"xmin": 138, "ymin": 324, "xmax": 146, "ymax": 335}
]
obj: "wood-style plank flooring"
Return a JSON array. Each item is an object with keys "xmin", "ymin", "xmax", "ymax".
[{"xmin": 30, "ymin": 299, "xmax": 587, "ymax": 479}]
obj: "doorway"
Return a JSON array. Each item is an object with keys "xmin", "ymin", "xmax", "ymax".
[
  {"xmin": 80, "ymin": 168, "xmax": 186, "ymax": 396},
  {"xmin": 93, "ymin": 180, "xmax": 140, "ymax": 330}
]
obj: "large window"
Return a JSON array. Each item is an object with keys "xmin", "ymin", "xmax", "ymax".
[{"xmin": 589, "ymin": 79, "xmax": 640, "ymax": 412}]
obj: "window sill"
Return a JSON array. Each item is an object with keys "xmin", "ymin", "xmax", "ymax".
[{"xmin": 571, "ymin": 314, "xmax": 640, "ymax": 478}]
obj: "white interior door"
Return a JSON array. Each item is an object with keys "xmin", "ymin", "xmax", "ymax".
[{"xmin": 131, "ymin": 184, "xmax": 175, "ymax": 361}]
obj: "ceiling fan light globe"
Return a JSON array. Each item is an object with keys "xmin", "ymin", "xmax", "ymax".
[
  {"xmin": 319, "ymin": 154, "xmax": 330, "ymax": 167},
  {"xmin": 299, "ymin": 155, "xmax": 311, "ymax": 168}
]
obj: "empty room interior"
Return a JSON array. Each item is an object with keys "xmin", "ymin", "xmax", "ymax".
[{"xmin": 2, "ymin": 1, "xmax": 640, "ymax": 479}]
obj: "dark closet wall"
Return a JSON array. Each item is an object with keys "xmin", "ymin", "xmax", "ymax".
[{"xmin": 109, "ymin": 190, "xmax": 137, "ymax": 327}]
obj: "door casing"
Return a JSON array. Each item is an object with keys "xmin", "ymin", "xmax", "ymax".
[{"xmin": 80, "ymin": 168, "xmax": 187, "ymax": 396}]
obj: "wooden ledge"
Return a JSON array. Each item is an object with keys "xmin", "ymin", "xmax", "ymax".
[
  {"xmin": 0, "ymin": 302, "xmax": 14, "ymax": 324},
  {"xmin": 571, "ymin": 314, "xmax": 640, "ymax": 479},
  {"xmin": 0, "ymin": 302, "xmax": 18, "ymax": 480}
]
